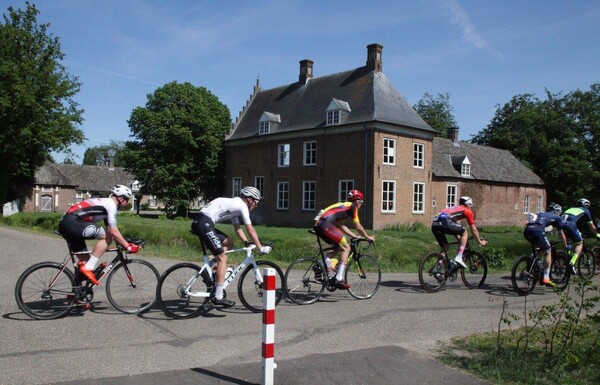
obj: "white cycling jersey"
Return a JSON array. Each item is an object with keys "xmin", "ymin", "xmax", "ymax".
[
  {"xmin": 200, "ymin": 197, "xmax": 251, "ymax": 225},
  {"xmin": 65, "ymin": 197, "xmax": 118, "ymax": 227}
]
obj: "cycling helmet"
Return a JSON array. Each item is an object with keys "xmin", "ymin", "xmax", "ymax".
[
  {"xmin": 577, "ymin": 198, "xmax": 590, "ymax": 208},
  {"xmin": 110, "ymin": 184, "xmax": 132, "ymax": 199},
  {"xmin": 240, "ymin": 186, "xmax": 261, "ymax": 202},
  {"xmin": 459, "ymin": 196, "xmax": 474, "ymax": 208},
  {"xmin": 547, "ymin": 202, "xmax": 562, "ymax": 215},
  {"xmin": 347, "ymin": 190, "xmax": 364, "ymax": 202}
]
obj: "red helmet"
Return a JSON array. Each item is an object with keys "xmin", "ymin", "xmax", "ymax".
[{"xmin": 347, "ymin": 190, "xmax": 364, "ymax": 202}]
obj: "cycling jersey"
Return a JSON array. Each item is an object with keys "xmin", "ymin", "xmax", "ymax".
[
  {"xmin": 563, "ymin": 207, "xmax": 593, "ymax": 225},
  {"xmin": 65, "ymin": 198, "xmax": 118, "ymax": 227},
  {"xmin": 433, "ymin": 205, "xmax": 475, "ymax": 226},
  {"xmin": 314, "ymin": 202, "xmax": 360, "ymax": 226},
  {"xmin": 524, "ymin": 211, "xmax": 564, "ymax": 252},
  {"xmin": 199, "ymin": 197, "xmax": 252, "ymax": 225}
]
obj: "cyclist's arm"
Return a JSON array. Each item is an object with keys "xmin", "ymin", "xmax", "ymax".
[
  {"xmin": 468, "ymin": 224, "xmax": 487, "ymax": 246},
  {"xmin": 243, "ymin": 223, "xmax": 264, "ymax": 249},
  {"xmin": 106, "ymin": 225, "xmax": 129, "ymax": 249},
  {"xmin": 353, "ymin": 221, "xmax": 375, "ymax": 242},
  {"xmin": 586, "ymin": 221, "xmax": 599, "ymax": 237}
]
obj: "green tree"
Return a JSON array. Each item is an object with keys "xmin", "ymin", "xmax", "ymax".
[
  {"xmin": 83, "ymin": 141, "xmax": 125, "ymax": 166},
  {"xmin": 471, "ymin": 84, "xmax": 600, "ymax": 212},
  {"xmin": 413, "ymin": 92, "xmax": 458, "ymax": 136},
  {"xmin": 121, "ymin": 81, "xmax": 231, "ymax": 217},
  {"xmin": 0, "ymin": 2, "xmax": 84, "ymax": 203}
]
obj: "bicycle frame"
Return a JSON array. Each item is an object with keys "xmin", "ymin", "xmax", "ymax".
[{"xmin": 183, "ymin": 244, "xmax": 260, "ymax": 298}]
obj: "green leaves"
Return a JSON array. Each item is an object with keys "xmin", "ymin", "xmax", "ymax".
[{"xmin": 413, "ymin": 92, "xmax": 458, "ymax": 136}]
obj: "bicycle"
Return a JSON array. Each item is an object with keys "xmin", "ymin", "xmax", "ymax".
[
  {"xmin": 511, "ymin": 240, "xmax": 571, "ymax": 296},
  {"xmin": 569, "ymin": 237, "xmax": 599, "ymax": 279},
  {"xmin": 15, "ymin": 235, "xmax": 159, "ymax": 320},
  {"xmin": 418, "ymin": 237, "xmax": 488, "ymax": 293},
  {"xmin": 155, "ymin": 241, "xmax": 284, "ymax": 318},
  {"xmin": 284, "ymin": 230, "xmax": 381, "ymax": 305}
]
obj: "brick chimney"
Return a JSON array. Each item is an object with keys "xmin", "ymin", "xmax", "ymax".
[
  {"xmin": 366, "ymin": 43, "xmax": 383, "ymax": 73},
  {"xmin": 447, "ymin": 127, "xmax": 459, "ymax": 143},
  {"xmin": 299, "ymin": 59, "xmax": 313, "ymax": 84}
]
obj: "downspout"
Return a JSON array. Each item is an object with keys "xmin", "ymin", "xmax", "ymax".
[{"xmin": 364, "ymin": 126, "xmax": 371, "ymax": 229}]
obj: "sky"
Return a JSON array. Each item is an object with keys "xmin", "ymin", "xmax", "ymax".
[{"xmin": 3, "ymin": 0, "xmax": 599, "ymax": 163}]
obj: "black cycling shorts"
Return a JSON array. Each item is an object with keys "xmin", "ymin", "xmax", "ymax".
[
  {"xmin": 191, "ymin": 213, "xmax": 228, "ymax": 256},
  {"xmin": 58, "ymin": 214, "xmax": 105, "ymax": 252},
  {"xmin": 431, "ymin": 216, "xmax": 465, "ymax": 246}
]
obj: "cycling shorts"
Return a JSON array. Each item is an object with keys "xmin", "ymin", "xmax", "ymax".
[
  {"xmin": 191, "ymin": 213, "xmax": 228, "ymax": 256},
  {"xmin": 431, "ymin": 216, "xmax": 465, "ymax": 247},
  {"xmin": 523, "ymin": 223, "xmax": 551, "ymax": 252},
  {"xmin": 314, "ymin": 222, "xmax": 348, "ymax": 247},
  {"xmin": 58, "ymin": 214, "xmax": 105, "ymax": 252},
  {"xmin": 562, "ymin": 220, "xmax": 583, "ymax": 243}
]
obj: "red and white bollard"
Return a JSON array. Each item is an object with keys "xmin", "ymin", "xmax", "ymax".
[{"xmin": 261, "ymin": 268, "xmax": 277, "ymax": 385}]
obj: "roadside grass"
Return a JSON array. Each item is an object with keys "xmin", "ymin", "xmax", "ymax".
[{"xmin": 0, "ymin": 212, "xmax": 532, "ymax": 271}]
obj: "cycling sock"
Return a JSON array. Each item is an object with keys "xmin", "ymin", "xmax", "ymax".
[
  {"xmin": 336, "ymin": 263, "xmax": 346, "ymax": 281},
  {"xmin": 570, "ymin": 255, "xmax": 578, "ymax": 265},
  {"xmin": 215, "ymin": 283, "xmax": 224, "ymax": 299},
  {"xmin": 84, "ymin": 256, "xmax": 99, "ymax": 270},
  {"xmin": 544, "ymin": 268, "xmax": 550, "ymax": 280},
  {"xmin": 456, "ymin": 246, "xmax": 465, "ymax": 259}
]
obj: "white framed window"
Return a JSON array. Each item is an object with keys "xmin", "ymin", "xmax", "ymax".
[
  {"xmin": 413, "ymin": 182, "xmax": 425, "ymax": 214},
  {"xmin": 446, "ymin": 184, "xmax": 457, "ymax": 207},
  {"xmin": 259, "ymin": 121, "xmax": 270, "ymax": 135},
  {"xmin": 149, "ymin": 195, "xmax": 157, "ymax": 208},
  {"xmin": 278, "ymin": 144, "xmax": 290, "ymax": 167},
  {"xmin": 302, "ymin": 181, "xmax": 316, "ymax": 211},
  {"xmin": 326, "ymin": 110, "xmax": 340, "ymax": 125},
  {"xmin": 76, "ymin": 191, "xmax": 84, "ymax": 203},
  {"xmin": 255, "ymin": 176, "xmax": 265, "ymax": 198},
  {"xmin": 383, "ymin": 138, "xmax": 395, "ymax": 165},
  {"xmin": 524, "ymin": 195, "xmax": 530, "ymax": 214},
  {"xmin": 277, "ymin": 182, "xmax": 289, "ymax": 210},
  {"xmin": 232, "ymin": 178, "xmax": 242, "ymax": 197},
  {"xmin": 381, "ymin": 180, "xmax": 396, "ymax": 213},
  {"xmin": 41, "ymin": 195, "xmax": 53, "ymax": 212},
  {"xmin": 338, "ymin": 180, "xmax": 354, "ymax": 202},
  {"xmin": 537, "ymin": 195, "xmax": 543, "ymax": 213},
  {"xmin": 413, "ymin": 143, "xmax": 424, "ymax": 168},
  {"xmin": 461, "ymin": 156, "xmax": 471, "ymax": 176},
  {"xmin": 303, "ymin": 141, "xmax": 317, "ymax": 166}
]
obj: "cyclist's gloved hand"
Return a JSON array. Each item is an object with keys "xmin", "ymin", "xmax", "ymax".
[
  {"xmin": 596, "ymin": 233, "xmax": 600, "ymax": 239},
  {"xmin": 127, "ymin": 244, "xmax": 140, "ymax": 253},
  {"xmin": 259, "ymin": 245, "xmax": 272, "ymax": 254},
  {"xmin": 565, "ymin": 244, "xmax": 572, "ymax": 251}
]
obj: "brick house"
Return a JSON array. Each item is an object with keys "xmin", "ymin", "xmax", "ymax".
[
  {"xmin": 17, "ymin": 162, "xmax": 157, "ymax": 213},
  {"xmin": 225, "ymin": 43, "xmax": 545, "ymax": 230}
]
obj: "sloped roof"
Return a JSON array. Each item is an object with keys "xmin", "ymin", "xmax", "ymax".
[
  {"xmin": 228, "ymin": 67, "xmax": 435, "ymax": 140},
  {"xmin": 34, "ymin": 162, "xmax": 136, "ymax": 191},
  {"xmin": 432, "ymin": 138, "xmax": 544, "ymax": 185}
]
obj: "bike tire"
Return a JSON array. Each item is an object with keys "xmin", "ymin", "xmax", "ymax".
[
  {"xmin": 238, "ymin": 260, "xmax": 285, "ymax": 313},
  {"xmin": 576, "ymin": 249, "xmax": 596, "ymax": 279},
  {"xmin": 345, "ymin": 254, "xmax": 381, "ymax": 299},
  {"xmin": 284, "ymin": 257, "xmax": 325, "ymax": 305},
  {"xmin": 511, "ymin": 255, "xmax": 537, "ymax": 296},
  {"xmin": 105, "ymin": 259, "xmax": 160, "ymax": 314},
  {"xmin": 551, "ymin": 251, "xmax": 571, "ymax": 291},
  {"xmin": 461, "ymin": 251, "xmax": 488, "ymax": 289},
  {"xmin": 418, "ymin": 252, "xmax": 447, "ymax": 293},
  {"xmin": 15, "ymin": 262, "xmax": 77, "ymax": 320},
  {"xmin": 156, "ymin": 263, "xmax": 210, "ymax": 319}
]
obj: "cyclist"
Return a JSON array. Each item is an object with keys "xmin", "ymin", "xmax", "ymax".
[
  {"xmin": 431, "ymin": 196, "xmax": 488, "ymax": 269},
  {"xmin": 313, "ymin": 190, "xmax": 375, "ymax": 289},
  {"xmin": 58, "ymin": 185, "xmax": 139, "ymax": 285},
  {"xmin": 562, "ymin": 198, "xmax": 600, "ymax": 269},
  {"xmin": 191, "ymin": 186, "xmax": 272, "ymax": 308},
  {"xmin": 523, "ymin": 203, "xmax": 568, "ymax": 286}
]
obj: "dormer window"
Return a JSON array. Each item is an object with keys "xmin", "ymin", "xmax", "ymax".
[
  {"xmin": 258, "ymin": 112, "xmax": 281, "ymax": 135},
  {"xmin": 461, "ymin": 156, "xmax": 471, "ymax": 177},
  {"xmin": 326, "ymin": 98, "xmax": 351, "ymax": 126}
]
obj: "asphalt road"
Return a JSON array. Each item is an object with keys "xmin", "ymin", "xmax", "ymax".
[{"xmin": 0, "ymin": 226, "xmax": 568, "ymax": 384}]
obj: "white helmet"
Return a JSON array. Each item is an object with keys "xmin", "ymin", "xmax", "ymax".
[
  {"xmin": 240, "ymin": 186, "xmax": 261, "ymax": 202},
  {"xmin": 459, "ymin": 196, "xmax": 474, "ymax": 208},
  {"xmin": 111, "ymin": 184, "xmax": 132, "ymax": 199},
  {"xmin": 577, "ymin": 198, "xmax": 590, "ymax": 208}
]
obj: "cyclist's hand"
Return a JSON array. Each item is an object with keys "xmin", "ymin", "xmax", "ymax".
[
  {"xmin": 479, "ymin": 239, "xmax": 488, "ymax": 247},
  {"xmin": 244, "ymin": 241, "xmax": 254, "ymax": 247},
  {"xmin": 596, "ymin": 233, "xmax": 600, "ymax": 239},
  {"xmin": 565, "ymin": 244, "xmax": 572, "ymax": 252},
  {"xmin": 127, "ymin": 244, "xmax": 140, "ymax": 253},
  {"xmin": 259, "ymin": 245, "xmax": 272, "ymax": 254}
]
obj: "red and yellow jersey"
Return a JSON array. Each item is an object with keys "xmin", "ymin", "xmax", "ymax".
[{"xmin": 314, "ymin": 202, "xmax": 359, "ymax": 226}]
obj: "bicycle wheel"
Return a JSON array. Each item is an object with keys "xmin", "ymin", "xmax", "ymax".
[
  {"xmin": 156, "ymin": 263, "xmax": 210, "ymax": 319},
  {"xmin": 345, "ymin": 254, "xmax": 381, "ymax": 299},
  {"xmin": 105, "ymin": 259, "xmax": 160, "ymax": 314},
  {"xmin": 284, "ymin": 257, "xmax": 325, "ymax": 305},
  {"xmin": 461, "ymin": 251, "xmax": 488, "ymax": 289},
  {"xmin": 418, "ymin": 252, "xmax": 447, "ymax": 293},
  {"xmin": 551, "ymin": 251, "xmax": 571, "ymax": 291},
  {"xmin": 511, "ymin": 255, "xmax": 538, "ymax": 296},
  {"xmin": 238, "ymin": 260, "xmax": 285, "ymax": 313},
  {"xmin": 577, "ymin": 249, "xmax": 596, "ymax": 279},
  {"xmin": 592, "ymin": 246, "xmax": 600, "ymax": 267},
  {"xmin": 15, "ymin": 262, "xmax": 77, "ymax": 320}
]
